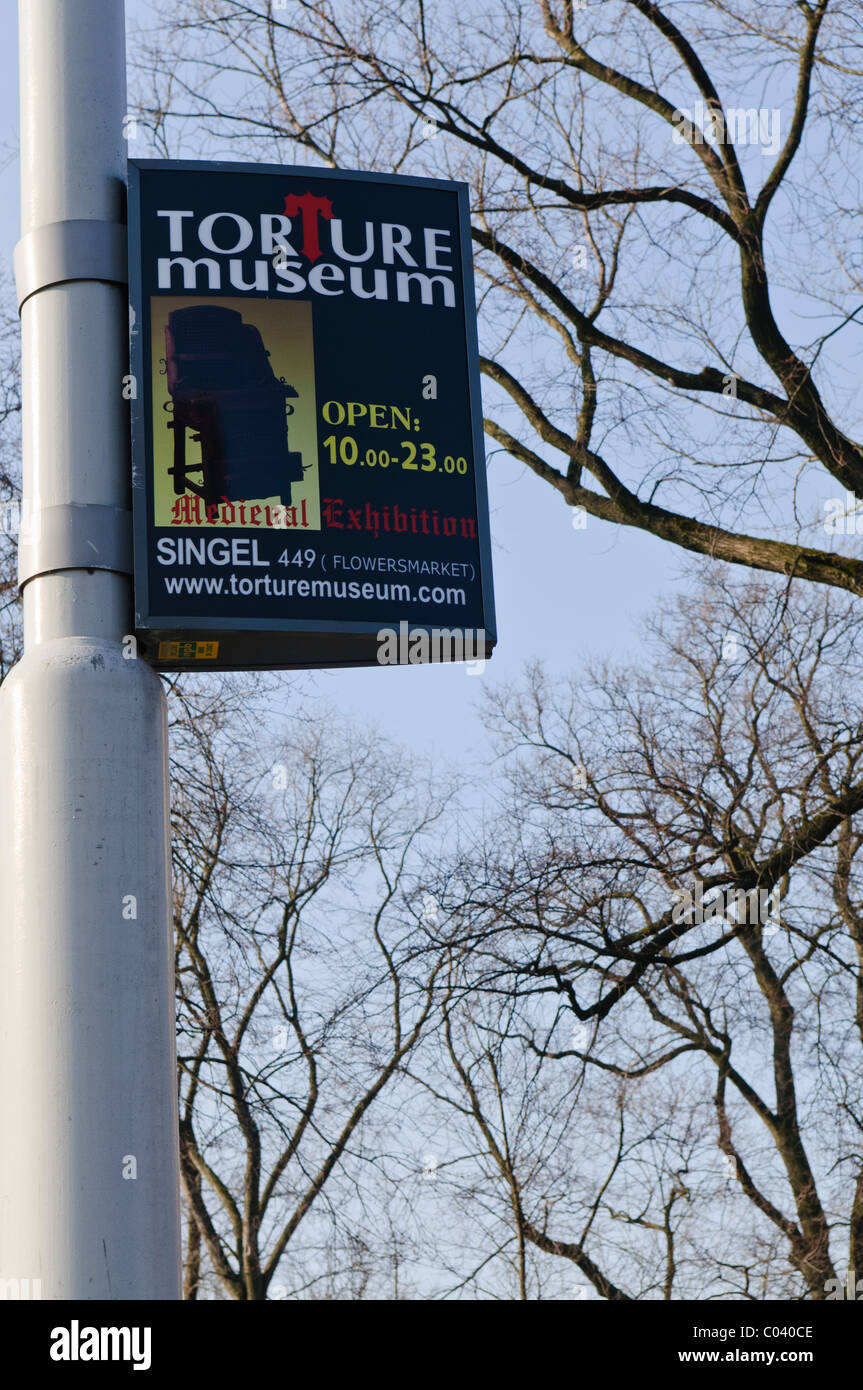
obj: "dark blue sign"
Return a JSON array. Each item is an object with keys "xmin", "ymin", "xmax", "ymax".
[{"xmin": 128, "ymin": 159, "xmax": 496, "ymax": 670}]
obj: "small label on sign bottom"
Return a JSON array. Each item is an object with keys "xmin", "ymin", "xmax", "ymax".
[{"xmin": 158, "ymin": 641, "xmax": 220, "ymax": 660}]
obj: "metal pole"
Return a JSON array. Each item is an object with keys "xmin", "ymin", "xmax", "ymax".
[{"xmin": 0, "ymin": 0, "xmax": 181, "ymax": 1299}]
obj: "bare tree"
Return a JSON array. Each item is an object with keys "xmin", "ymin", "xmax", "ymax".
[
  {"xmin": 136, "ymin": 0, "xmax": 863, "ymax": 592},
  {"xmin": 167, "ymin": 674, "xmax": 451, "ymax": 1298},
  {"xmin": 416, "ymin": 567, "xmax": 863, "ymax": 1297}
]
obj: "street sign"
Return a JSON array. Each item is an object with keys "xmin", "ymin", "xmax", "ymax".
[{"xmin": 127, "ymin": 159, "xmax": 496, "ymax": 670}]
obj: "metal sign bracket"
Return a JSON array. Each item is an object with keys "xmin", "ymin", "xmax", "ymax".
[{"xmin": 14, "ymin": 217, "xmax": 127, "ymax": 312}]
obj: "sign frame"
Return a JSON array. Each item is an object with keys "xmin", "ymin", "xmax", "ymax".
[{"xmin": 127, "ymin": 157, "xmax": 496, "ymax": 671}]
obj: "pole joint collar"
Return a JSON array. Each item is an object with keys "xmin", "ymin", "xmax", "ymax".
[
  {"xmin": 14, "ymin": 219, "xmax": 128, "ymax": 312},
  {"xmin": 17, "ymin": 504, "xmax": 133, "ymax": 589}
]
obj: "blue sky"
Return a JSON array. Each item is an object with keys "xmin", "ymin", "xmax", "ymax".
[{"xmin": 0, "ymin": 1, "xmax": 689, "ymax": 761}]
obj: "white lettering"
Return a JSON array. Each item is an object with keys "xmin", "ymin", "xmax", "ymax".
[
  {"xmin": 308, "ymin": 262, "xmax": 345, "ymax": 295},
  {"xmin": 349, "ymin": 266, "xmax": 388, "ymax": 299},
  {"xmin": 275, "ymin": 259, "xmax": 306, "ymax": 294},
  {"xmin": 260, "ymin": 215, "xmax": 299, "ymax": 256},
  {"xmin": 381, "ymin": 223, "xmax": 417, "ymax": 266},
  {"xmin": 229, "ymin": 258, "xmax": 269, "ymax": 291},
  {"xmin": 157, "ymin": 257, "xmax": 220, "ymax": 290},
  {"xmin": 198, "ymin": 212, "xmax": 253, "ymax": 254},
  {"xmin": 423, "ymin": 228, "xmax": 452, "ymax": 270},
  {"xmin": 396, "ymin": 271, "xmax": 456, "ymax": 307},
  {"xmin": 330, "ymin": 219, "xmax": 375, "ymax": 261},
  {"xmin": 156, "ymin": 210, "xmax": 194, "ymax": 251}
]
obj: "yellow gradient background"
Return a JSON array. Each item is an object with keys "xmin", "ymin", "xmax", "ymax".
[{"xmin": 151, "ymin": 296, "xmax": 320, "ymax": 529}]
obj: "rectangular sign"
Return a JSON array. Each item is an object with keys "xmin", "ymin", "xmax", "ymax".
[{"xmin": 128, "ymin": 159, "xmax": 496, "ymax": 670}]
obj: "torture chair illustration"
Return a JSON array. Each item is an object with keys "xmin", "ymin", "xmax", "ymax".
[{"xmin": 163, "ymin": 305, "xmax": 304, "ymax": 508}]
